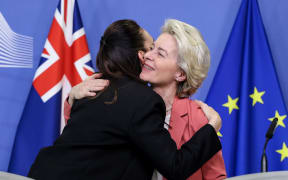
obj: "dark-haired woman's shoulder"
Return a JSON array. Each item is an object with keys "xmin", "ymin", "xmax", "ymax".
[
  {"xmin": 114, "ymin": 78, "xmax": 166, "ymax": 123},
  {"xmin": 119, "ymin": 78, "xmax": 165, "ymax": 109}
]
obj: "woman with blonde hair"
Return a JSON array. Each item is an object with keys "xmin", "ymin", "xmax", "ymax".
[{"xmin": 140, "ymin": 19, "xmax": 227, "ymax": 180}]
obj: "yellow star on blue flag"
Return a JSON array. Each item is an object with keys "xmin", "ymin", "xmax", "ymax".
[
  {"xmin": 223, "ymin": 95, "xmax": 239, "ymax": 114},
  {"xmin": 276, "ymin": 142, "xmax": 288, "ymax": 162},
  {"xmin": 268, "ymin": 110, "xmax": 287, "ymax": 128},
  {"xmin": 249, "ymin": 87, "xmax": 265, "ymax": 106}
]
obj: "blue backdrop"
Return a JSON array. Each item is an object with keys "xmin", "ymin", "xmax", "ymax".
[
  {"xmin": 1, "ymin": 0, "xmax": 287, "ymax": 105},
  {"xmin": 0, "ymin": 0, "xmax": 287, "ymax": 176}
]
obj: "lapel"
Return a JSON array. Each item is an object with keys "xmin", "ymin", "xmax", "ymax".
[{"xmin": 168, "ymin": 97, "xmax": 189, "ymax": 148}]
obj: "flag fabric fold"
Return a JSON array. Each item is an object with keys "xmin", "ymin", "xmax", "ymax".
[
  {"xmin": 206, "ymin": 0, "xmax": 288, "ymax": 177},
  {"xmin": 8, "ymin": 0, "xmax": 94, "ymax": 176}
]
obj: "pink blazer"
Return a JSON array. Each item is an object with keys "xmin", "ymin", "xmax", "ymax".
[
  {"xmin": 168, "ymin": 97, "xmax": 226, "ymax": 180},
  {"xmin": 63, "ymin": 97, "xmax": 227, "ymax": 179}
]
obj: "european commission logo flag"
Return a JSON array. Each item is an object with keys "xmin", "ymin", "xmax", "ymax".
[
  {"xmin": 206, "ymin": 0, "xmax": 288, "ymax": 177},
  {"xmin": 8, "ymin": 0, "xmax": 94, "ymax": 176}
]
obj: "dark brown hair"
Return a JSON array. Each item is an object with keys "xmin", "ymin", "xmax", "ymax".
[
  {"xmin": 94, "ymin": 20, "xmax": 146, "ymax": 103},
  {"xmin": 96, "ymin": 19, "xmax": 145, "ymax": 81}
]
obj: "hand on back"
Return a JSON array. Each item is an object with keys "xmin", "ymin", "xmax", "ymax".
[{"xmin": 68, "ymin": 73, "xmax": 109, "ymax": 106}]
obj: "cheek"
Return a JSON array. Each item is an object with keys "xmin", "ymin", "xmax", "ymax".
[
  {"xmin": 157, "ymin": 62, "xmax": 178, "ymax": 76},
  {"xmin": 152, "ymin": 63, "xmax": 178, "ymax": 83},
  {"xmin": 139, "ymin": 61, "xmax": 178, "ymax": 84}
]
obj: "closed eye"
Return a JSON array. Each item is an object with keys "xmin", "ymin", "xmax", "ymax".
[
  {"xmin": 158, "ymin": 47, "xmax": 168, "ymax": 57},
  {"xmin": 158, "ymin": 52, "xmax": 164, "ymax": 57}
]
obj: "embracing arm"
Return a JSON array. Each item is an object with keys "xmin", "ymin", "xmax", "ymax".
[
  {"xmin": 129, "ymin": 93, "xmax": 222, "ymax": 180},
  {"xmin": 63, "ymin": 73, "xmax": 109, "ymax": 122}
]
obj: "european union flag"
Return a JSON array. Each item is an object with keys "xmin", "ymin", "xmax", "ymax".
[{"xmin": 205, "ymin": 0, "xmax": 288, "ymax": 177}]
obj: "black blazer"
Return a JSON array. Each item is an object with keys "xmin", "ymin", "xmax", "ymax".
[{"xmin": 28, "ymin": 77, "xmax": 221, "ymax": 180}]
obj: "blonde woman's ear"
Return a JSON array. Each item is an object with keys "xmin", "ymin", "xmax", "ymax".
[{"xmin": 175, "ymin": 71, "xmax": 186, "ymax": 82}]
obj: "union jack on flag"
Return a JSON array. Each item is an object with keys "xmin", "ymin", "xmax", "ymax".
[
  {"xmin": 33, "ymin": 0, "xmax": 94, "ymax": 103},
  {"xmin": 8, "ymin": 0, "xmax": 94, "ymax": 176}
]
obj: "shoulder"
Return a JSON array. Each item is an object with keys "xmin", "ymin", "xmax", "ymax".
[
  {"xmin": 114, "ymin": 79, "xmax": 165, "ymax": 118},
  {"xmin": 188, "ymin": 99, "xmax": 201, "ymax": 111},
  {"xmin": 121, "ymin": 80, "xmax": 164, "ymax": 104},
  {"xmin": 187, "ymin": 99, "xmax": 208, "ymax": 125},
  {"xmin": 173, "ymin": 98, "xmax": 201, "ymax": 113},
  {"xmin": 124, "ymin": 82, "xmax": 166, "ymax": 130}
]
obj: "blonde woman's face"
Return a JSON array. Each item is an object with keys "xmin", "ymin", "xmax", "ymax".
[{"xmin": 140, "ymin": 33, "xmax": 181, "ymax": 86}]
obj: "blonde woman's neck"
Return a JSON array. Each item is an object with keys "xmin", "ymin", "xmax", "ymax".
[{"xmin": 152, "ymin": 84, "xmax": 177, "ymax": 113}]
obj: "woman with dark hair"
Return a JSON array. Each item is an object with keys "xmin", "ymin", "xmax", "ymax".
[{"xmin": 28, "ymin": 19, "xmax": 221, "ymax": 180}]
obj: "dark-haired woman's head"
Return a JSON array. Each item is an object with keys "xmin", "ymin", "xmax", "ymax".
[{"xmin": 96, "ymin": 19, "xmax": 153, "ymax": 81}]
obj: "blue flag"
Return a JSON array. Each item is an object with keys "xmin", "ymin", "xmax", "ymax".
[
  {"xmin": 206, "ymin": 0, "xmax": 288, "ymax": 177},
  {"xmin": 8, "ymin": 0, "xmax": 94, "ymax": 176}
]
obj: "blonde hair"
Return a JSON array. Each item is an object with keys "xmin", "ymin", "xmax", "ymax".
[{"xmin": 161, "ymin": 19, "xmax": 210, "ymax": 98}]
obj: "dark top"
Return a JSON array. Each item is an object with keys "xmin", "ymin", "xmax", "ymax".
[{"xmin": 28, "ymin": 77, "xmax": 221, "ymax": 180}]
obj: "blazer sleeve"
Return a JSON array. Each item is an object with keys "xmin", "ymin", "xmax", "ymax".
[
  {"xmin": 201, "ymin": 151, "xmax": 227, "ymax": 180},
  {"xmin": 128, "ymin": 93, "xmax": 222, "ymax": 180}
]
